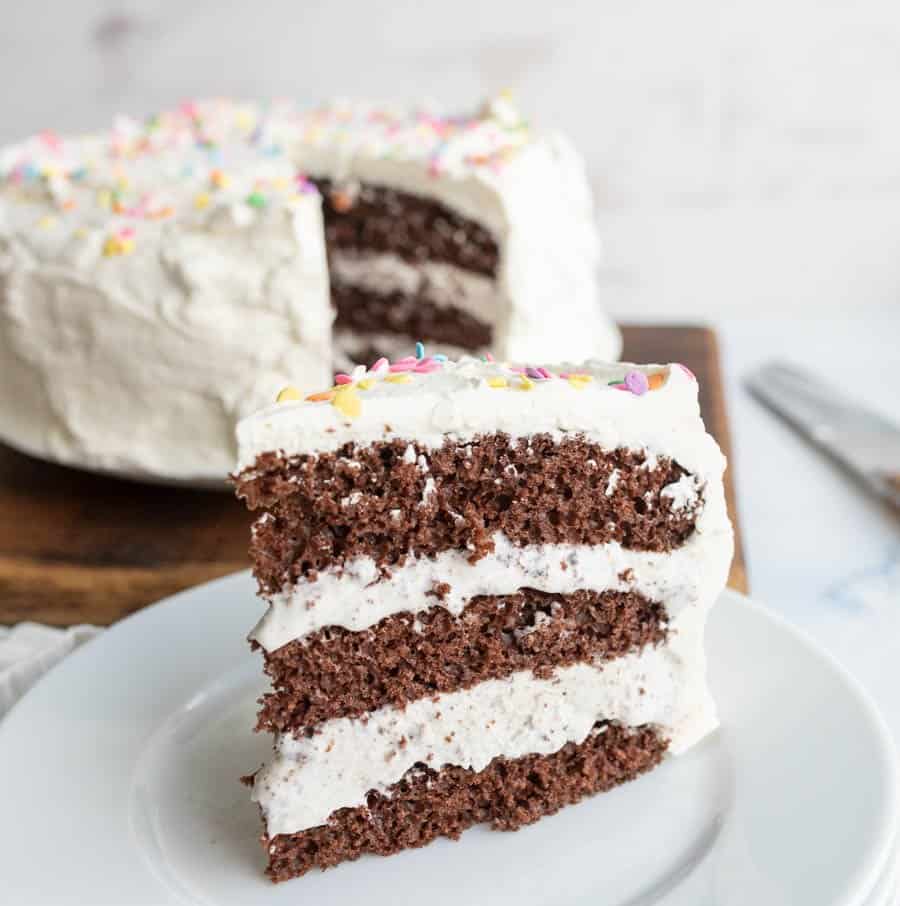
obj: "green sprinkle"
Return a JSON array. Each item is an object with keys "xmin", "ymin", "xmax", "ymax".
[{"xmin": 246, "ymin": 191, "xmax": 266, "ymax": 208}]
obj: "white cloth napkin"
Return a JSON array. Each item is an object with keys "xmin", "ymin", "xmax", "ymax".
[{"xmin": 0, "ymin": 623, "xmax": 101, "ymax": 719}]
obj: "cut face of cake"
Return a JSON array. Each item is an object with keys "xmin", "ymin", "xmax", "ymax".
[
  {"xmin": 234, "ymin": 352, "xmax": 733, "ymax": 882},
  {"xmin": 0, "ymin": 100, "xmax": 331, "ymax": 481},
  {"xmin": 294, "ymin": 95, "xmax": 621, "ymax": 369}
]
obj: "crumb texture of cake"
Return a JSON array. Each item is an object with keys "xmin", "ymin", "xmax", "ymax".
[
  {"xmin": 263, "ymin": 722, "xmax": 666, "ymax": 882},
  {"xmin": 235, "ymin": 353, "xmax": 733, "ymax": 881}
]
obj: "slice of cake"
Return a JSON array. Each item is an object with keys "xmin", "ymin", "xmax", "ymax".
[
  {"xmin": 234, "ymin": 350, "xmax": 733, "ymax": 882},
  {"xmin": 292, "ymin": 95, "xmax": 621, "ymax": 369}
]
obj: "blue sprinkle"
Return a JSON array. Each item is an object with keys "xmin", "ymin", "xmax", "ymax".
[
  {"xmin": 415, "ymin": 341, "xmax": 425, "ymax": 360},
  {"xmin": 23, "ymin": 164, "xmax": 40, "ymax": 181},
  {"xmin": 433, "ymin": 353, "xmax": 448, "ymax": 362}
]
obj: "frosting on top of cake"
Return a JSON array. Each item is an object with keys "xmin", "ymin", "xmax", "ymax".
[
  {"xmin": 236, "ymin": 350, "xmax": 719, "ymax": 475},
  {"xmin": 0, "ymin": 98, "xmax": 318, "ymax": 259}
]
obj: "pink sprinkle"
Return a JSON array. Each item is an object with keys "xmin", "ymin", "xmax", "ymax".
[
  {"xmin": 539, "ymin": 368, "xmax": 555, "ymax": 379},
  {"xmin": 334, "ymin": 373, "xmax": 353, "ymax": 384},
  {"xmin": 118, "ymin": 227, "xmax": 135, "ymax": 239},
  {"xmin": 484, "ymin": 352, "xmax": 495, "ymax": 362},
  {"xmin": 39, "ymin": 130, "xmax": 61, "ymax": 151},
  {"xmin": 613, "ymin": 383, "xmax": 631, "ymax": 391},
  {"xmin": 559, "ymin": 372, "xmax": 570, "ymax": 379},
  {"xmin": 624, "ymin": 370, "xmax": 649, "ymax": 396},
  {"xmin": 414, "ymin": 361, "xmax": 440, "ymax": 373},
  {"xmin": 508, "ymin": 366, "xmax": 525, "ymax": 374},
  {"xmin": 677, "ymin": 363, "xmax": 696, "ymax": 381},
  {"xmin": 371, "ymin": 357, "xmax": 388, "ymax": 372},
  {"xmin": 525, "ymin": 367, "xmax": 543, "ymax": 380},
  {"xmin": 389, "ymin": 361, "xmax": 414, "ymax": 372}
]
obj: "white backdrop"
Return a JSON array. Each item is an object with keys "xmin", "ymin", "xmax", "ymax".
[{"xmin": 4, "ymin": 0, "xmax": 900, "ymax": 318}]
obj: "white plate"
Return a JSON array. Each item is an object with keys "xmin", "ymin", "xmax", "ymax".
[{"xmin": 0, "ymin": 578, "xmax": 896, "ymax": 906}]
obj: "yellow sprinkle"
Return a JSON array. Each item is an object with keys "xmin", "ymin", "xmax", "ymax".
[
  {"xmin": 567, "ymin": 376, "xmax": 591, "ymax": 390},
  {"xmin": 357, "ymin": 379, "xmax": 374, "ymax": 390},
  {"xmin": 568, "ymin": 373, "xmax": 593, "ymax": 382},
  {"xmin": 276, "ymin": 386, "xmax": 303, "ymax": 403},
  {"xmin": 97, "ymin": 189, "xmax": 112, "ymax": 209},
  {"xmin": 487, "ymin": 377, "xmax": 508, "ymax": 388},
  {"xmin": 517, "ymin": 376, "xmax": 535, "ymax": 391},
  {"xmin": 385, "ymin": 374, "xmax": 412, "ymax": 384},
  {"xmin": 41, "ymin": 166, "xmax": 58, "ymax": 179},
  {"xmin": 194, "ymin": 192, "xmax": 211, "ymax": 210},
  {"xmin": 332, "ymin": 386, "xmax": 361, "ymax": 418},
  {"xmin": 272, "ymin": 176, "xmax": 289, "ymax": 190},
  {"xmin": 116, "ymin": 177, "xmax": 129, "ymax": 191},
  {"xmin": 102, "ymin": 236, "xmax": 134, "ymax": 257},
  {"xmin": 36, "ymin": 215, "xmax": 56, "ymax": 229}
]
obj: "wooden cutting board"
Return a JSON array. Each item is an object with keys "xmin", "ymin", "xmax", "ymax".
[{"xmin": 0, "ymin": 325, "xmax": 747, "ymax": 626}]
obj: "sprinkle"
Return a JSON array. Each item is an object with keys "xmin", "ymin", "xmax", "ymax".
[
  {"xmin": 389, "ymin": 361, "xmax": 415, "ymax": 373},
  {"xmin": 102, "ymin": 234, "xmax": 135, "ymax": 256},
  {"xmin": 334, "ymin": 373, "xmax": 353, "ymax": 385},
  {"xmin": 370, "ymin": 357, "xmax": 389, "ymax": 373},
  {"xmin": 246, "ymin": 191, "xmax": 266, "ymax": 208},
  {"xmin": 568, "ymin": 373, "xmax": 593, "ymax": 382},
  {"xmin": 414, "ymin": 360, "xmax": 441, "ymax": 373},
  {"xmin": 517, "ymin": 376, "xmax": 535, "ymax": 391},
  {"xmin": 484, "ymin": 352, "xmax": 495, "ymax": 362},
  {"xmin": 276, "ymin": 386, "xmax": 303, "ymax": 403},
  {"xmin": 385, "ymin": 374, "xmax": 412, "ymax": 384},
  {"xmin": 525, "ymin": 367, "xmax": 545, "ymax": 380},
  {"xmin": 487, "ymin": 377, "xmax": 508, "ymax": 388},
  {"xmin": 210, "ymin": 169, "xmax": 230, "ymax": 189},
  {"xmin": 305, "ymin": 390, "xmax": 335, "ymax": 402},
  {"xmin": 332, "ymin": 385, "xmax": 361, "ymax": 418},
  {"xmin": 648, "ymin": 373, "xmax": 666, "ymax": 391},
  {"xmin": 193, "ymin": 192, "xmax": 210, "ymax": 209},
  {"xmin": 357, "ymin": 379, "xmax": 374, "ymax": 390},
  {"xmin": 624, "ymin": 370, "xmax": 649, "ymax": 396},
  {"xmin": 568, "ymin": 376, "xmax": 590, "ymax": 390},
  {"xmin": 433, "ymin": 354, "xmax": 448, "ymax": 362},
  {"xmin": 415, "ymin": 341, "xmax": 425, "ymax": 360},
  {"xmin": 36, "ymin": 215, "xmax": 57, "ymax": 229}
]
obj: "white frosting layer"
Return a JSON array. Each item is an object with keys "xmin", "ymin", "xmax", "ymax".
[
  {"xmin": 253, "ymin": 603, "xmax": 715, "ymax": 837},
  {"xmin": 236, "ymin": 359, "xmax": 721, "ymax": 478},
  {"xmin": 329, "ymin": 250, "xmax": 495, "ymax": 324},
  {"xmin": 0, "ymin": 100, "xmax": 332, "ymax": 480},
  {"xmin": 294, "ymin": 97, "xmax": 620, "ymax": 364}
]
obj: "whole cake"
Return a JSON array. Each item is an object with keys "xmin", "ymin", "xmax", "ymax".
[
  {"xmin": 234, "ymin": 350, "xmax": 733, "ymax": 882},
  {"xmin": 0, "ymin": 97, "xmax": 619, "ymax": 483}
]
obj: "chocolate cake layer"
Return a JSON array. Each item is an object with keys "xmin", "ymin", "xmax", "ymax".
[
  {"xmin": 261, "ymin": 722, "xmax": 667, "ymax": 881},
  {"xmin": 257, "ymin": 589, "xmax": 666, "ymax": 732},
  {"xmin": 331, "ymin": 281, "xmax": 492, "ymax": 350},
  {"xmin": 314, "ymin": 178, "xmax": 499, "ymax": 277},
  {"xmin": 236, "ymin": 436, "xmax": 700, "ymax": 593}
]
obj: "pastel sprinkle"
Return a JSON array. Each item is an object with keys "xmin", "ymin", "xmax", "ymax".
[
  {"xmin": 525, "ymin": 367, "xmax": 543, "ymax": 380},
  {"xmin": 414, "ymin": 360, "xmax": 440, "ymax": 373},
  {"xmin": 357, "ymin": 379, "xmax": 374, "ymax": 390},
  {"xmin": 209, "ymin": 169, "xmax": 230, "ymax": 189},
  {"xmin": 648, "ymin": 372, "xmax": 666, "ymax": 391},
  {"xmin": 415, "ymin": 341, "xmax": 425, "ymax": 359},
  {"xmin": 518, "ymin": 376, "xmax": 535, "ymax": 391},
  {"xmin": 389, "ymin": 361, "xmax": 415, "ymax": 372},
  {"xmin": 484, "ymin": 351, "xmax": 495, "ymax": 362},
  {"xmin": 276, "ymin": 386, "xmax": 303, "ymax": 402},
  {"xmin": 385, "ymin": 374, "xmax": 412, "ymax": 384},
  {"xmin": 624, "ymin": 370, "xmax": 649, "ymax": 396},
  {"xmin": 332, "ymin": 386, "xmax": 361, "ymax": 418},
  {"xmin": 305, "ymin": 390, "xmax": 335, "ymax": 402},
  {"xmin": 193, "ymin": 192, "xmax": 210, "ymax": 209},
  {"xmin": 102, "ymin": 234, "xmax": 135, "ymax": 256},
  {"xmin": 334, "ymin": 373, "xmax": 353, "ymax": 385},
  {"xmin": 568, "ymin": 376, "xmax": 590, "ymax": 390},
  {"xmin": 370, "ymin": 357, "xmax": 389, "ymax": 372},
  {"xmin": 246, "ymin": 191, "xmax": 266, "ymax": 208},
  {"xmin": 487, "ymin": 377, "xmax": 508, "ymax": 388},
  {"xmin": 433, "ymin": 353, "xmax": 448, "ymax": 362}
]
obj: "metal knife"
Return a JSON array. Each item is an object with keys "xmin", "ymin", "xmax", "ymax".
[{"xmin": 745, "ymin": 361, "xmax": 900, "ymax": 512}]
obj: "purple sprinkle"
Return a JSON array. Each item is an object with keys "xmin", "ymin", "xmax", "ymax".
[
  {"xmin": 624, "ymin": 370, "xmax": 649, "ymax": 395},
  {"xmin": 525, "ymin": 367, "xmax": 543, "ymax": 380}
]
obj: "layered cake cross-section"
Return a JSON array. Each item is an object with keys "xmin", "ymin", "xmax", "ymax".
[{"xmin": 234, "ymin": 351, "xmax": 733, "ymax": 882}]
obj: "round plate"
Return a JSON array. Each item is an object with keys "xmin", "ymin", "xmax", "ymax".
[{"xmin": 0, "ymin": 578, "xmax": 895, "ymax": 905}]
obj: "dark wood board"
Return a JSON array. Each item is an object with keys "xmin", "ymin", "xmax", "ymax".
[{"xmin": 0, "ymin": 324, "xmax": 747, "ymax": 626}]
